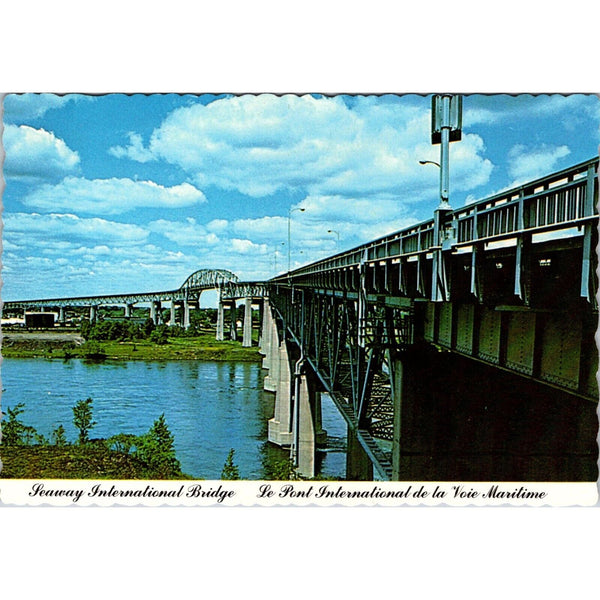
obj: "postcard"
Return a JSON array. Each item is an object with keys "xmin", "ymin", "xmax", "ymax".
[{"xmin": 1, "ymin": 92, "xmax": 598, "ymax": 506}]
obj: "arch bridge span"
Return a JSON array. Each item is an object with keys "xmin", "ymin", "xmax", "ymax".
[{"xmin": 3, "ymin": 268, "xmax": 267, "ymax": 346}]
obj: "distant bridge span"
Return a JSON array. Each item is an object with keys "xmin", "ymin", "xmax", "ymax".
[
  {"xmin": 3, "ymin": 268, "xmax": 267, "ymax": 346},
  {"xmin": 3, "ymin": 268, "xmax": 242, "ymax": 308}
]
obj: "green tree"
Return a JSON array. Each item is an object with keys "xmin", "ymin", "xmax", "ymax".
[
  {"xmin": 51, "ymin": 424, "xmax": 68, "ymax": 446},
  {"xmin": 149, "ymin": 326, "xmax": 169, "ymax": 345},
  {"xmin": 221, "ymin": 448, "xmax": 240, "ymax": 480},
  {"xmin": 2, "ymin": 403, "xmax": 31, "ymax": 445},
  {"xmin": 72, "ymin": 398, "xmax": 97, "ymax": 444},
  {"xmin": 142, "ymin": 318, "xmax": 156, "ymax": 338},
  {"xmin": 1, "ymin": 403, "xmax": 45, "ymax": 446},
  {"xmin": 136, "ymin": 414, "xmax": 181, "ymax": 477},
  {"xmin": 264, "ymin": 456, "xmax": 300, "ymax": 480},
  {"xmin": 80, "ymin": 318, "xmax": 92, "ymax": 340},
  {"xmin": 80, "ymin": 340, "xmax": 106, "ymax": 359}
]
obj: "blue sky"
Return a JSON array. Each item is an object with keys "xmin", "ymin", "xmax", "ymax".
[{"xmin": 2, "ymin": 93, "xmax": 599, "ymax": 304}]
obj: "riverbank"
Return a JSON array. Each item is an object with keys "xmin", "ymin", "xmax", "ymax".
[
  {"xmin": 0, "ymin": 444, "xmax": 193, "ymax": 479},
  {"xmin": 1, "ymin": 331, "xmax": 262, "ymax": 361}
]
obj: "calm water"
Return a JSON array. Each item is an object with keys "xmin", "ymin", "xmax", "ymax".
[{"xmin": 0, "ymin": 358, "xmax": 347, "ymax": 479}]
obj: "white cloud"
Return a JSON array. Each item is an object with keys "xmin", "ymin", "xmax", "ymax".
[
  {"xmin": 108, "ymin": 132, "xmax": 156, "ymax": 162},
  {"xmin": 21, "ymin": 177, "xmax": 207, "ymax": 215},
  {"xmin": 507, "ymin": 143, "xmax": 571, "ymax": 184},
  {"xmin": 114, "ymin": 94, "xmax": 492, "ymax": 201},
  {"xmin": 3, "ymin": 124, "xmax": 81, "ymax": 181},
  {"xmin": 464, "ymin": 94, "xmax": 600, "ymax": 131},
  {"xmin": 230, "ymin": 238, "xmax": 268, "ymax": 255},
  {"xmin": 3, "ymin": 212, "xmax": 149, "ymax": 245},
  {"xmin": 2, "ymin": 93, "xmax": 88, "ymax": 122},
  {"xmin": 148, "ymin": 218, "xmax": 220, "ymax": 246}
]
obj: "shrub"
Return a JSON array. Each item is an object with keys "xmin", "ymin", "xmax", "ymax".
[
  {"xmin": 136, "ymin": 414, "xmax": 181, "ymax": 477},
  {"xmin": 221, "ymin": 448, "xmax": 240, "ymax": 480},
  {"xmin": 149, "ymin": 327, "xmax": 169, "ymax": 345},
  {"xmin": 1, "ymin": 403, "xmax": 44, "ymax": 446},
  {"xmin": 51, "ymin": 424, "xmax": 68, "ymax": 446},
  {"xmin": 81, "ymin": 341, "xmax": 106, "ymax": 360},
  {"xmin": 73, "ymin": 398, "xmax": 97, "ymax": 444}
]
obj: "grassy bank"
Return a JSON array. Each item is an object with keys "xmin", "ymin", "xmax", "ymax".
[
  {"xmin": 1, "ymin": 333, "xmax": 262, "ymax": 362},
  {"xmin": 0, "ymin": 444, "xmax": 193, "ymax": 479}
]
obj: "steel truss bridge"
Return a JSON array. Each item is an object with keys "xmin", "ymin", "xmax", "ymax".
[
  {"xmin": 3, "ymin": 268, "xmax": 258, "ymax": 309},
  {"xmin": 263, "ymin": 157, "xmax": 599, "ymax": 481},
  {"xmin": 2, "ymin": 157, "xmax": 598, "ymax": 482}
]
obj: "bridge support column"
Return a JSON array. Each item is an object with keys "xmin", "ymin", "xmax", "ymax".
[
  {"xmin": 229, "ymin": 301, "xmax": 237, "ymax": 341},
  {"xmin": 216, "ymin": 300, "xmax": 225, "ymax": 341},
  {"xmin": 124, "ymin": 303, "xmax": 133, "ymax": 319},
  {"xmin": 170, "ymin": 302, "xmax": 176, "ymax": 326},
  {"xmin": 58, "ymin": 307, "xmax": 65, "ymax": 324},
  {"xmin": 268, "ymin": 341, "xmax": 293, "ymax": 447},
  {"xmin": 259, "ymin": 299, "xmax": 271, "ymax": 361},
  {"xmin": 183, "ymin": 299, "xmax": 190, "ymax": 329},
  {"xmin": 389, "ymin": 349, "xmax": 417, "ymax": 481},
  {"xmin": 242, "ymin": 297, "xmax": 253, "ymax": 347},
  {"xmin": 346, "ymin": 428, "xmax": 373, "ymax": 481},
  {"xmin": 257, "ymin": 299, "xmax": 265, "ymax": 348},
  {"xmin": 314, "ymin": 391, "xmax": 328, "ymax": 446},
  {"xmin": 89, "ymin": 305, "xmax": 97, "ymax": 322},
  {"xmin": 291, "ymin": 372, "xmax": 316, "ymax": 478},
  {"xmin": 263, "ymin": 315, "xmax": 280, "ymax": 392},
  {"xmin": 150, "ymin": 301, "xmax": 161, "ymax": 325}
]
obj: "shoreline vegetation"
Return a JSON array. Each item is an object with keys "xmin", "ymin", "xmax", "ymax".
[
  {"xmin": 1, "ymin": 330, "xmax": 262, "ymax": 362},
  {"xmin": 0, "ymin": 398, "xmax": 193, "ymax": 480},
  {"xmin": 1, "ymin": 322, "xmax": 261, "ymax": 479}
]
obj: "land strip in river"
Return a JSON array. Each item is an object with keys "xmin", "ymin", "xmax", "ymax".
[{"xmin": 1, "ymin": 330, "xmax": 262, "ymax": 361}]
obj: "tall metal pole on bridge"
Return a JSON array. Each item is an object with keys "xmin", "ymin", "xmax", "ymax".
[
  {"xmin": 427, "ymin": 94, "xmax": 463, "ymax": 301},
  {"xmin": 288, "ymin": 207, "xmax": 305, "ymax": 272},
  {"xmin": 430, "ymin": 94, "xmax": 462, "ymax": 210}
]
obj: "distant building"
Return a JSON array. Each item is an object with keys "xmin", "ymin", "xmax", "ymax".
[
  {"xmin": 25, "ymin": 312, "xmax": 56, "ymax": 328},
  {"xmin": 1, "ymin": 317, "xmax": 25, "ymax": 327}
]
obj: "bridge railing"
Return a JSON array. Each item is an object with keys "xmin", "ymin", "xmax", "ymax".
[
  {"xmin": 455, "ymin": 158, "xmax": 597, "ymax": 246},
  {"xmin": 273, "ymin": 157, "xmax": 598, "ymax": 280}
]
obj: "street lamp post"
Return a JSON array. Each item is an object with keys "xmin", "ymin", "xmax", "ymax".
[
  {"xmin": 273, "ymin": 241, "xmax": 285, "ymax": 274},
  {"xmin": 288, "ymin": 207, "xmax": 305, "ymax": 272},
  {"xmin": 327, "ymin": 229, "xmax": 340, "ymax": 246}
]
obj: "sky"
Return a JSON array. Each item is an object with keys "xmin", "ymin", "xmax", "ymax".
[{"xmin": 1, "ymin": 93, "xmax": 599, "ymax": 305}]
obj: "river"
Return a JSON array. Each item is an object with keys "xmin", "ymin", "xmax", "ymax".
[{"xmin": 0, "ymin": 358, "xmax": 347, "ymax": 479}]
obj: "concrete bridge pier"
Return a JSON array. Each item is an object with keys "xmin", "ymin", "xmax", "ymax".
[
  {"xmin": 389, "ymin": 349, "xmax": 418, "ymax": 481},
  {"xmin": 259, "ymin": 299, "xmax": 271, "ymax": 360},
  {"xmin": 346, "ymin": 428, "xmax": 373, "ymax": 481},
  {"xmin": 150, "ymin": 301, "xmax": 162, "ymax": 325},
  {"xmin": 183, "ymin": 299, "xmax": 191, "ymax": 329},
  {"xmin": 290, "ymin": 371, "xmax": 328, "ymax": 478},
  {"xmin": 257, "ymin": 299, "xmax": 265, "ymax": 348},
  {"xmin": 228, "ymin": 301, "xmax": 237, "ymax": 341},
  {"xmin": 89, "ymin": 305, "xmax": 97, "ymax": 322},
  {"xmin": 263, "ymin": 314, "xmax": 280, "ymax": 392},
  {"xmin": 170, "ymin": 302, "xmax": 176, "ymax": 327},
  {"xmin": 124, "ymin": 303, "xmax": 133, "ymax": 319},
  {"xmin": 58, "ymin": 307, "xmax": 66, "ymax": 324},
  {"xmin": 216, "ymin": 300, "xmax": 225, "ymax": 341},
  {"xmin": 291, "ymin": 371, "xmax": 316, "ymax": 478},
  {"xmin": 242, "ymin": 297, "xmax": 253, "ymax": 347},
  {"xmin": 267, "ymin": 340, "xmax": 293, "ymax": 447}
]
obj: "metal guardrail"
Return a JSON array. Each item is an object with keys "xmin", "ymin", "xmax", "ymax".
[{"xmin": 274, "ymin": 157, "xmax": 598, "ymax": 280}]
